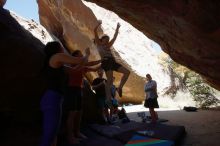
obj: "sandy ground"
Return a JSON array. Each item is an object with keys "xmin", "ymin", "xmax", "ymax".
[{"xmin": 125, "ymin": 106, "xmax": 220, "ymax": 146}]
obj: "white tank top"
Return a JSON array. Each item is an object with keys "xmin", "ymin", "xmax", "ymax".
[{"xmin": 97, "ymin": 45, "xmax": 113, "ymax": 59}]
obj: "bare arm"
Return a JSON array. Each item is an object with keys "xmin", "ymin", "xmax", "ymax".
[
  {"xmin": 107, "ymin": 23, "xmax": 120, "ymax": 47},
  {"xmin": 85, "ymin": 65, "xmax": 101, "ymax": 72},
  {"xmin": 61, "ymin": 53, "xmax": 89, "ymax": 64},
  {"xmin": 86, "ymin": 60, "xmax": 101, "ymax": 66},
  {"xmin": 78, "ymin": 47, "xmax": 91, "ymax": 67},
  {"xmin": 49, "ymin": 53, "xmax": 88, "ymax": 68},
  {"xmin": 66, "ymin": 64, "xmax": 83, "ymax": 71},
  {"xmin": 49, "ymin": 46, "xmax": 91, "ymax": 68},
  {"xmin": 94, "ymin": 20, "xmax": 102, "ymax": 45},
  {"xmin": 64, "ymin": 59, "xmax": 100, "ymax": 70}
]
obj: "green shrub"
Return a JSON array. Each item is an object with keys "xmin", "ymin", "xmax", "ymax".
[
  {"xmin": 185, "ymin": 72, "xmax": 219, "ymax": 108},
  {"xmin": 159, "ymin": 52, "xmax": 220, "ymax": 108}
]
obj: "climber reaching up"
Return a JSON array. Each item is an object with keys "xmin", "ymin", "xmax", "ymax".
[{"xmin": 93, "ymin": 20, "xmax": 130, "ymax": 102}]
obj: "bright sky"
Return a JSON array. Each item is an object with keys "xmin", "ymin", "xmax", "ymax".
[{"xmin": 4, "ymin": 0, "xmax": 39, "ymax": 22}]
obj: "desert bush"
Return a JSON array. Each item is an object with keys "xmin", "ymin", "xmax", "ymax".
[
  {"xmin": 159, "ymin": 52, "xmax": 220, "ymax": 108},
  {"xmin": 185, "ymin": 72, "xmax": 219, "ymax": 108}
]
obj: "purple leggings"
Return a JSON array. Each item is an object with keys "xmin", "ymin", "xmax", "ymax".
[{"xmin": 40, "ymin": 90, "xmax": 63, "ymax": 146}]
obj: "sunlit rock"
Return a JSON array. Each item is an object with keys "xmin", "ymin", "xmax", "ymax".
[
  {"xmin": 38, "ymin": 0, "xmax": 173, "ymax": 103},
  {"xmin": 84, "ymin": 0, "xmax": 220, "ymax": 90}
]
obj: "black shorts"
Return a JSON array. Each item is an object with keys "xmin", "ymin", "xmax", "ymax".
[
  {"xmin": 101, "ymin": 57, "xmax": 121, "ymax": 71},
  {"xmin": 144, "ymin": 98, "xmax": 159, "ymax": 108},
  {"xmin": 64, "ymin": 86, "xmax": 82, "ymax": 111}
]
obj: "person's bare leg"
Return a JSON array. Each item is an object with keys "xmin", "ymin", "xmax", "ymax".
[
  {"xmin": 67, "ymin": 111, "xmax": 79, "ymax": 144},
  {"xmin": 155, "ymin": 111, "xmax": 158, "ymax": 121},
  {"xmin": 151, "ymin": 107, "xmax": 158, "ymax": 121},
  {"xmin": 102, "ymin": 108, "xmax": 106, "ymax": 121},
  {"xmin": 105, "ymin": 70, "xmax": 113, "ymax": 100},
  {"xmin": 116, "ymin": 66, "xmax": 130, "ymax": 97},
  {"xmin": 67, "ymin": 111, "xmax": 74, "ymax": 139},
  {"xmin": 110, "ymin": 107, "xmax": 113, "ymax": 118},
  {"xmin": 104, "ymin": 108, "xmax": 110, "ymax": 121},
  {"xmin": 74, "ymin": 111, "xmax": 87, "ymax": 139},
  {"xmin": 149, "ymin": 108, "xmax": 154, "ymax": 122},
  {"xmin": 149, "ymin": 108, "xmax": 157, "ymax": 123},
  {"xmin": 74, "ymin": 111, "xmax": 81, "ymax": 137}
]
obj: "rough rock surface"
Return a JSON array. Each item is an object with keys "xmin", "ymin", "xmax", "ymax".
[
  {"xmin": 0, "ymin": 8, "xmax": 102, "ymax": 140},
  {"xmin": 84, "ymin": 0, "xmax": 220, "ymax": 90},
  {"xmin": 38, "ymin": 0, "xmax": 172, "ymax": 102},
  {"xmin": 0, "ymin": 9, "xmax": 53, "ymax": 111}
]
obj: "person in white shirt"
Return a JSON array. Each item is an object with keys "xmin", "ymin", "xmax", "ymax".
[{"xmin": 144, "ymin": 74, "xmax": 159, "ymax": 123}]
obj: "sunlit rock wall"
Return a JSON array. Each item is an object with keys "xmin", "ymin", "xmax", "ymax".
[
  {"xmin": 84, "ymin": 0, "xmax": 220, "ymax": 91},
  {"xmin": 38, "ymin": 0, "xmax": 172, "ymax": 103}
]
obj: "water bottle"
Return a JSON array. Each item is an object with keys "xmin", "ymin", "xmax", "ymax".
[
  {"xmin": 146, "ymin": 130, "xmax": 154, "ymax": 136},
  {"xmin": 137, "ymin": 130, "xmax": 154, "ymax": 136}
]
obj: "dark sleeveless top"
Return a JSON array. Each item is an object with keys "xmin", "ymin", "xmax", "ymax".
[{"xmin": 45, "ymin": 63, "xmax": 66, "ymax": 94}]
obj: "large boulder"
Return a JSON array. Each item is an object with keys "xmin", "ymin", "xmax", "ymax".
[
  {"xmin": 83, "ymin": 0, "xmax": 220, "ymax": 90},
  {"xmin": 38, "ymin": 0, "xmax": 171, "ymax": 103},
  {"xmin": 0, "ymin": 9, "xmax": 53, "ymax": 112}
]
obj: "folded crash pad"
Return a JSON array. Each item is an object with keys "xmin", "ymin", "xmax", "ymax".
[{"xmin": 125, "ymin": 134, "xmax": 174, "ymax": 146}]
